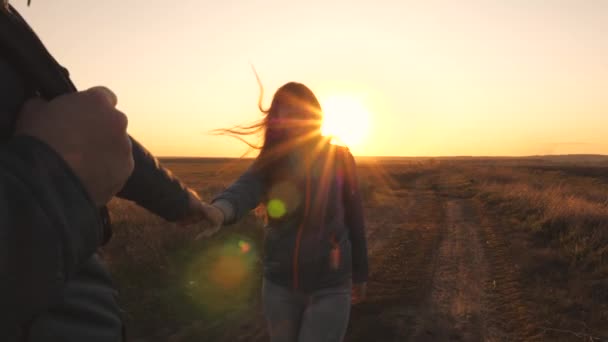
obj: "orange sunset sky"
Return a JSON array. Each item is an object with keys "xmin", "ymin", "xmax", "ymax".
[{"xmin": 13, "ymin": 0, "xmax": 608, "ymax": 157}]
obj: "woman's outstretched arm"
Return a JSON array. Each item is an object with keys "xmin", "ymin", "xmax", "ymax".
[{"xmin": 212, "ymin": 164, "xmax": 265, "ymax": 225}]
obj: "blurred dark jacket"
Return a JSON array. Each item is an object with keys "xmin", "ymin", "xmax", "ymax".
[
  {"xmin": 213, "ymin": 139, "xmax": 369, "ymax": 292},
  {"xmin": 1, "ymin": 6, "xmax": 195, "ymax": 341}
]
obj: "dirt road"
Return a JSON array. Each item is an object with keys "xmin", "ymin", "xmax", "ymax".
[
  {"xmin": 346, "ymin": 170, "xmax": 543, "ymax": 341},
  {"xmin": 409, "ymin": 198, "xmax": 487, "ymax": 341},
  {"xmin": 162, "ymin": 169, "xmax": 582, "ymax": 341}
]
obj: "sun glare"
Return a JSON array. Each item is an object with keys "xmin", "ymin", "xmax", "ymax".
[{"xmin": 321, "ymin": 95, "xmax": 370, "ymax": 148}]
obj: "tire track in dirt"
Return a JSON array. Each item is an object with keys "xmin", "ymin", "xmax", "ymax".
[
  {"xmin": 410, "ymin": 198, "xmax": 488, "ymax": 341},
  {"xmin": 374, "ymin": 167, "xmax": 545, "ymax": 342},
  {"xmin": 364, "ymin": 190, "xmax": 417, "ymax": 258},
  {"xmin": 345, "ymin": 173, "xmax": 444, "ymax": 341},
  {"xmin": 476, "ymin": 200, "xmax": 544, "ymax": 341}
]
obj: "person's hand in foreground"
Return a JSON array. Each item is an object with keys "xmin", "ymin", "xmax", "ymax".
[
  {"xmin": 176, "ymin": 189, "xmax": 224, "ymax": 239},
  {"xmin": 16, "ymin": 86, "xmax": 134, "ymax": 207}
]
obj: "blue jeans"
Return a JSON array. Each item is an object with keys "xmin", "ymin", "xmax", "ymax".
[{"xmin": 262, "ymin": 278, "xmax": 352, "ymax": 342}]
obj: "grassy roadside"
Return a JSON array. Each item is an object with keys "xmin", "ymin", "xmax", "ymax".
[{"xmin": 468, "ymin": 165, "xmax": 608, "ymax": 339}]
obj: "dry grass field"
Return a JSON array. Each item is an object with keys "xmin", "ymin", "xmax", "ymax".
[{"xmin": 101, "ymin": 156, "xmax": 608, "ymax": 341}]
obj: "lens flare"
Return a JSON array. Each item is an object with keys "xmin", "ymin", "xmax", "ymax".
[
  {"xmin": 209, "ymin": 254, "xmax": 248, "ymax": 289},
  {"xmin": 267, "ymin": 198, "xmax": 287, "ymax": 219},
  {"xmin": 266, "ymin": 181, "xmax": 301, "ymax": 220},
  {"xmin": 183, "ymin": 236, "xmax": 258, "ymax": 314},
  {"xmin": 238, "ymin": 240, "xmax": 251, "ymax": 253}
]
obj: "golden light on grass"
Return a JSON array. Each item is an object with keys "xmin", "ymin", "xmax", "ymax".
[{"xmin": 321, "ymin": 95, "xmax": 371, "ymax": 148}]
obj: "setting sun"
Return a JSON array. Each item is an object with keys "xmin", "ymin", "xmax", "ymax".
[{"xmin": 321, "ymin": 95, "xmax": 371, "ymax": 148}]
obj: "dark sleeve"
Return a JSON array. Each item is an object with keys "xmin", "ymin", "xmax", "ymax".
[
  {"xmin": 2, "ymin": 7, "xmax": 191, "ymax": 223},
  {"xmin": 211, "ymin": 165, "xmax": 265, "ymax": 225},
  {"xmin": 0, "ymin": 136, "xmax": 103, "ymax": 331},
  {"xmin": 116, "ymin": 137, "xmax": 191, "ymax": 222},
  {"xmin": 342, "ymin": 148, "xmax": 369, "ymax": 283}
]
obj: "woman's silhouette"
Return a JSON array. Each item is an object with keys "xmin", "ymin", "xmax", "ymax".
[{"xmin": 208, "ymin": 82, "xmax": 369, "ymax": 342}]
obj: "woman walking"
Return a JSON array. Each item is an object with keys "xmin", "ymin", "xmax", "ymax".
[{"xmin": 207, "ymin": 82, "xmax": 369, "ymax": 342}]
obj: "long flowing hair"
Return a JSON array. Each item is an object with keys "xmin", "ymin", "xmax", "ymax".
[{"xmin": 214, "ymin": 71, "xmax": 325, "ymax": 182}]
